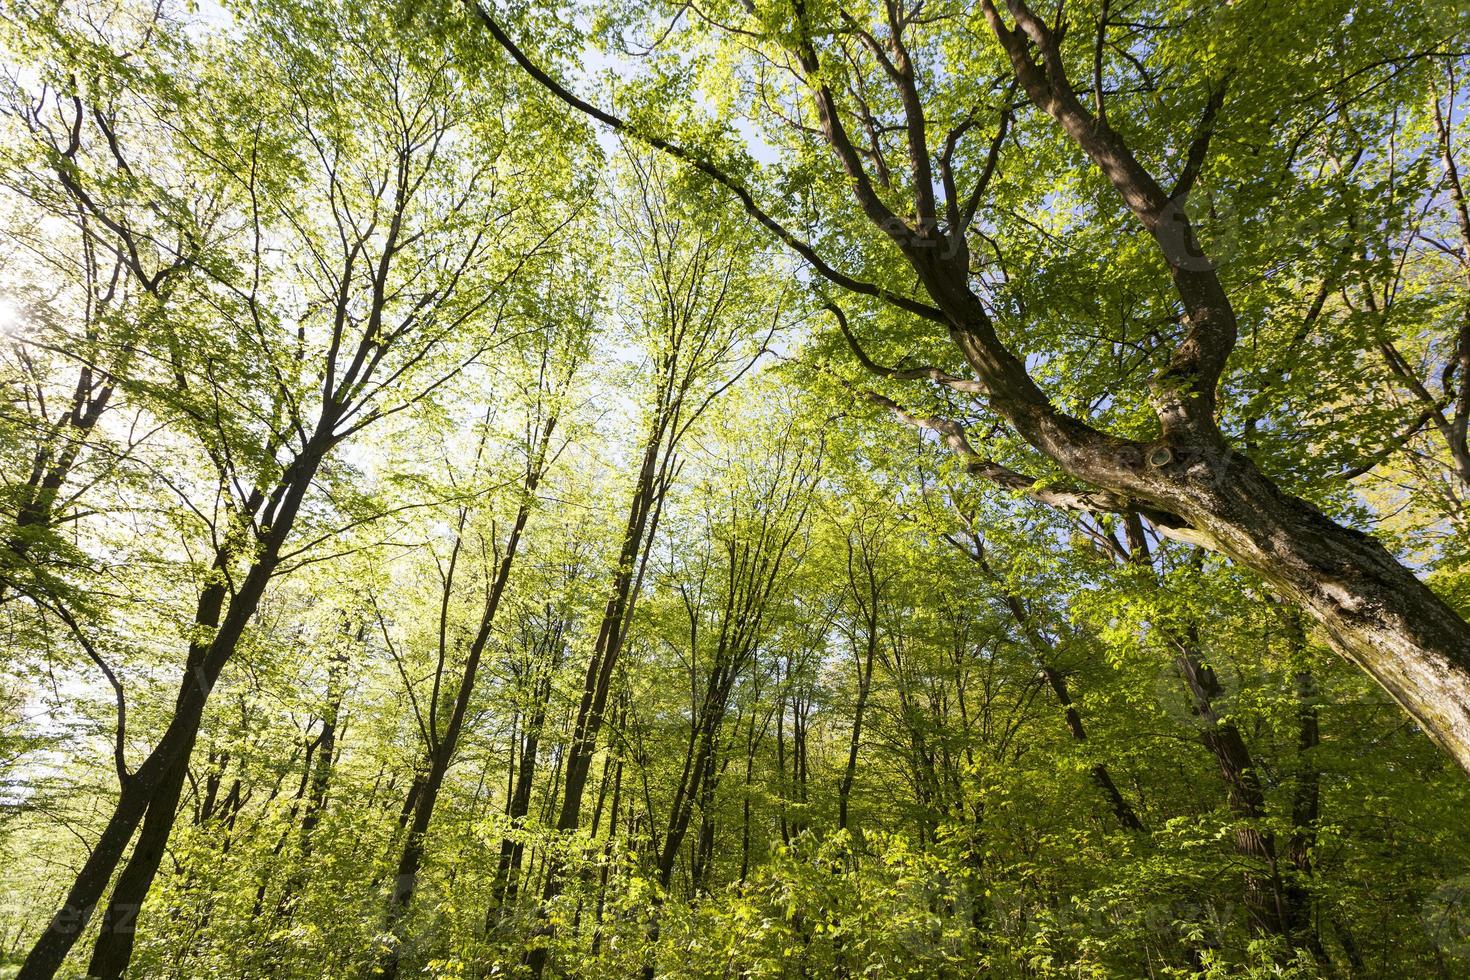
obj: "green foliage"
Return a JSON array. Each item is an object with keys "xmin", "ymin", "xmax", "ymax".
[{"xmin": 1, "ymin": 1, "xmax": 1469, "ymax": 978}]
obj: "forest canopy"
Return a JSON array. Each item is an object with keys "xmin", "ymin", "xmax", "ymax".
[{"xmin": 2, "ymin": 0, "xmax": 1470, "ymax": 977}]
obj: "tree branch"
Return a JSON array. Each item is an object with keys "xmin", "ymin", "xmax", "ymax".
[
  {"xmin": 827, "ymin": 301, "xmax": 984, "ymax": 393},
  {"xmin": 469, "ymin": 2, "xmax": 946, "ymax": 323}
]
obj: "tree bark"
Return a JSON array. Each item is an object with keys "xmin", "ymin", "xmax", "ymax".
[{"xmin": 838, "ymin": 529, "xmax": 883, "ymax": 834}]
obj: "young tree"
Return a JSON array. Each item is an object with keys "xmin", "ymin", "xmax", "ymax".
[
  {"xmin": 375, "ymin": 287, "xmax": 590, "ymax": 979},
  {"xmin": 650, "ymin": 396, "xmax": 820, "ymax": 890},
  {"xmin": 524, "ymin": 147, "xmax": 778, "ymax": 973}
]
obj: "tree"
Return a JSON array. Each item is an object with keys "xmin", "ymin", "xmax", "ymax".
[
  {"xmin": 8, "ymin": 0, "xmax": 583, "ymax": 974},
  {"xmin": 472, "ymin": 0, "xmax": 1470, "ymax": 776},
  {"xmin": 374, "ymin": 276, "xmax": 590, "ymax": 979},
  {"xmin": 524, "ymin": 146, "xmax": 779, "ymax": 974}
]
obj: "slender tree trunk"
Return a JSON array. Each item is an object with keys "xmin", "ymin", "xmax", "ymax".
[
  {"xmin": 249, "ymin": 734, "xmax": 324, "ymax": 920},
  {"xmin": 739, "ymin": 696, "xmax": 770, "ymax": 885},
  {"xmin": 657, "ymin": 716, "xmax": 719, "ymax": 888},
  {"xmin": 690, "ymin": 759, "xmax": 721, "ymax": 894},
  {"xmin": 524, "ymin": 424, "xmax": 673, "ymax": 977},
  {"xmin": 1284, "ymin": 664, "xmax": 1324, "ymax": 956},
  {"xmin": 776, "ymin": 680, "xmax": 791, "ymax": 846},
  {"xmin": 264, "ymin": 640, "xmax": 351, "ymax": 924},
  {"xmin": 1171, "ymin": 644, "xmax": 1293, "ymax": 939},
  {"xmin": 376, "ymin": 420, "xmax": 552, "ymax": 980},
  {"xmin": 488, "ymin": 648, "xmax": 559, "ymax": 922},
  {"xmin": 1044, "ymin": 664, "xmax": 1143, "ymax": 831},
  {"xmin": 793, "ymin": 688, "xmax": 809, "ymax": 837},
  {"xmin": 195, "ymin": 750, "xmax": 228, "ymax": 826},
  {"xmin": 588, "ymin": 741, "xmax": 623, "ymax": 955},
  {"xmin": 838, "ymin": 638, "xmax": 875, "ymax": 834},
  {"xmin": 551, "ymin": 433, "xmax": 664, "ymax": 841},
  {"xmin": 300, "ymin": 644, "xmax": 349, "ymax": 850},
  {"xmin": 958, "ymin": 532, "xmax": 1145, "ymax": 832}
]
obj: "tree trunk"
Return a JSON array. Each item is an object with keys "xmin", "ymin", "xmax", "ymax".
[
  {"xmin": 21, "ymin": 441, "xmax": 326, "ymax": 980},
  {"xmin": 488, "ymin": 644, "xmax": 559, "ymax": 922},
  {"xmin": 838, "ymin": 643, "xmax": 874, "ymax": 834},
  {"xmin": 522, "ymin": 466, "xmax": 659, "ymax": 976},
  {"xmin": 300, "ymin": 645, "xmax": 348, "ymax": 849},
  {"xmin": 954, "ymin": 530, "xmax": 1145, "ymax": 832},
  {"xmin": 527, "ymin": 420, "xmax": 672, "ymax": 980},
  {"xmin": 657, "ymin": 715, "xmax": 719, "ymax": 889},
  {"xmin": 587, "ymin": 743, "xmax": 623, "ymax": 955},
  {"xmin": 550, "ymin": 432, "xmax": 664, "ymax": 846},
  {"xmin": 1181, "ymin": 656, "xmax": 1290, "ymax": 936},
  {"xmin": 376, "ymin": 420, "xmax": 550, "ymax": 980},
  {"xmin": 1162, "ymin": 453, "xmax": 1470, "ymax": 776},
  {"xmin": 1284, "ymin": 664, "xmax": 1324, "ymax": 955}
]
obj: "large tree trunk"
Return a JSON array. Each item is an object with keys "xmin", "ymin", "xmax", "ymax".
[
  {"xmin": 19, "ymin": 770, "xmax": 152, "ymax": 979},
  {"xmin": 929, "ymin": 297, "xmax": 1470, "ymax": 783},
  {"xmin": 20, "ymin": 443, "xmax": 325, "ymax": 980},
  {"xmin": 84, "ymin": 751, "xmax": 193, "ymax": 980},
  {"xmin": 1157, "ymin": 451, "xmax": 1470, "ymax": 775},
  {"xmin": 967, "ymin": 0, "xmax": 1470, "ymax": 777}
]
